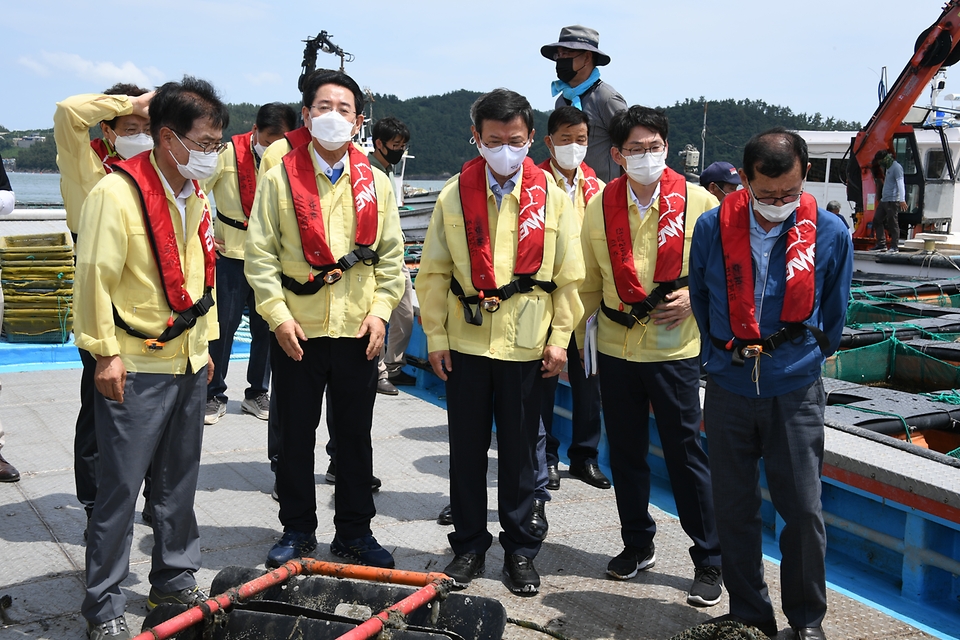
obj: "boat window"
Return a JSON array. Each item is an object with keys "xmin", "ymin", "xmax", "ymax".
[
  {"xmin": 807, "ymin": 158, "xmax": 827, "ymax": 183},
  {"xmin": 892, "ymin": 137, "xmax": 918, "ymax": 175},
  {"xmin": 926, "ymin": 149, "xmax": 947, "ymax": 179},
  {"xmin": 828, "ymin": 159, "xmax": 845, "ymax": 184}
]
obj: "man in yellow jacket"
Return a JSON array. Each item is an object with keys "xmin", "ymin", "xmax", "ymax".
[
  {"xmin": 202, "ymin": 102, "xmax": 296, "ymax": 426},
  {"xmin": 54, "ymin": 84, "xmax": 155, "ymax": 531},
  {"xmin": 417, "ymin": 89, "xmax": 584, "ymax": 596},
  {"xmin": 246, "ymin": 70, "xmax": 404, "ymax": 571},
  {"xmin": 74, "ymin": 76, "xmax": 227, "ymax": 640},
  {"xmin": 578, "ymin": 105, "xmax": 722, "ymax": 607}
]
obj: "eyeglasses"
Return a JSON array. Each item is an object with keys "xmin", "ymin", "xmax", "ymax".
[
  {"xmin": 619, "ymin": 142, "xmax": 665, "ymax": 158},
  {"xmin": 175, "ymin": 131, "xmax": 227, "ymax": 155},
  {"xmin": 310, "ymin": 102, "xmax": 356, "ymax": 118},
  {"xmin": 749, "ymin": 185, "xmax": 803, "ymax": 206},
  {"xmin": 480, "ymin": 139, "xmax": 530, "ymax": 151}
]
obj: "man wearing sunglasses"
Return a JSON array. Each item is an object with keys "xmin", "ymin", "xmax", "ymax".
[
  {"xmin": 690, "ymin": 128, "xmax": 852, "ymax": 640},
  {"xmin": 74, "ymin": 76, "xmax": 228, "ymax": 640},
  {"xmin": 578, "ymin": 105, "xmax": 723, "ymax": 607},
  {"xmin": 541, "ymin": 25, "xmax": 627, "ymax": 183}
]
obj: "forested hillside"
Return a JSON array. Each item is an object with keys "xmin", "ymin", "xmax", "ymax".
[{"xmin": 4, "ymin": 93, "xmax": 861, "ymax": 176}]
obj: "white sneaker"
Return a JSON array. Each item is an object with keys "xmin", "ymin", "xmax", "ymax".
[
  {"xmin": 241, "ymin": 393, "xmax": 269, "ymax": 420},
  {"xmin": 204, "ymin": 397, "xmax": 226, "ymax": 425}
]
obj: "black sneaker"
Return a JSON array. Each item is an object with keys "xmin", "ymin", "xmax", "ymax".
[
  {"xmin": 266, "ymin": 530, "xmax": 317, "ymax": 568},
  {"xmin": 330, "ymin": 534, "xmax": 395, "ymax": 568},
  {"xmin": 606, "ymin": 543, "xmax": 656, "ymax": 580},
  {"xmin": 687, "ymin": 565, "xmax": 723, "ymax": 607},
  {"xmin": 502, "ymin": 554, "xmax": 540, "ymax": 595},
  {"xmin": 147, "ymin": 584, "xmax": 208, "ymax": 610},
  {"xmin": 442, "ymin": 552, "xmax": 485, "ymax": 588},
  {"xmin": 87, "ymin": 615, "xmax": 131, "ymax": 640},
  {"xmin": 324, "ymin": 461, "xmax": 382, "ymax": 492}
]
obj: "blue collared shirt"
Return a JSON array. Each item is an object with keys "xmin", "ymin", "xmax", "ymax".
[
  {"xmin": 312, "ymin": 146, "xmax": 346, "ymax": 184},
  {"xmin": 486, "ymin": 166, "xmax": 518, "ymax": 209},
  {"xmin": 749, "ymin": 202, "xmax": 787, "ymax": 321}
]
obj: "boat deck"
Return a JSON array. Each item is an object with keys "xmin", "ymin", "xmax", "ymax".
[{"xmin": 0, "ymin": 364, "xmax": 936, "ymax": 639}]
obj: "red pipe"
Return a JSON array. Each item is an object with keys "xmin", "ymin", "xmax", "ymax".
[
  {"xmin": 335, "ymin": 580, "xmax": 447, "ymax": 640},
  {"xmin": 133, "ymin": 559, "xmax": 453, "ymax": 640}
]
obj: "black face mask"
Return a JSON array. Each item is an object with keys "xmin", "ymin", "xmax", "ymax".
[
  {"xmin": 381, "ymin": 145, "xmax": 405, "ymax": 166},
  {"xmin": 556, "ymin": 58, "xmax": 578, "ymax": 84}
]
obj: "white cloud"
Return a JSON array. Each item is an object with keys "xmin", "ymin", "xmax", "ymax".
[
  {"xmin": 244, "ymin": 71, "xmax": 283, "ymax": 86},
  {"xmin": 18, "ymin": 51, "xmax": 164, "ymax": 87}
]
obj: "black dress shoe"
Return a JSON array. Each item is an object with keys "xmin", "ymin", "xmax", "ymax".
[
  {"xmin": 437, "ymin": 504, "xmax": 453, "ymax": 525},
  {"xmin": 443, "ymin": 552, "xmax": 484, "ymax": 588},
  {"xmin": 569, "ymin": 462, "xmax": 611, "ymax": 489},
  {"xmin": 0, "ymin": 453, "xmax": 20, "ymax": 482},
  {"xmin": 528, "ymin": 499, "xmax": 548, "ymax": 541},
  {"xmin": 546, "ymin": 465, "xmax": 560, "ymax": 490},
  {"xmin": 792, "ymin": 626, "xmax": 826, "ymax": 640}
]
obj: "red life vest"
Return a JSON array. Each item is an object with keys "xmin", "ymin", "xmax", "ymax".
[
  {"xmin": 458, "ymin": 156, "xmax": 548, "ymax": 292},
  {"xmin": 113, "ymin": 153, "xmax": 216, "ymax": 314},
  {"xmin": 601, "ymin": 167, "xmax": 688, "ymax": 305},
  {"xmin": 232, "ymin": 131, "xmax": 257, "ymax": 220},
  {"xmin": 90, "ymin": 138, "xmax": 122, "ymax": 174},
  {"xmin": 537, "ymin": 158, "xmax": 600, "ymax": 204},
  {"xmin": 285, "ymin": 126, "xmax": 312, "ymax": 149},
  {"xmin": 282, "ymin": 142, "xmax": 379, "ymax": 269},
  {"xmin": 719, "ymin": 188, "xmax": 817, "ymax": 341}
]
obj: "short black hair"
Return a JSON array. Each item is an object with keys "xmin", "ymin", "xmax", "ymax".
[
  {"xmin": 102, "ymin": 83, "xmax": 150, "ymax": 129},
  {"xmin": 256, "ymin": 102, "xmax": 297, "ymax": 135},
  {"xmin": 608, "ymin": 105, "xmax": 669, "ymax": 148},
  {"xmin": 301, "ymin": 69, "xmax": 365, "ymax": 115},
  {"xmin": 742, "ymin": 127, "xmax": 809, "ymax": 181},
  {"xmin": 149, "ymin": 76, "xmax": 229, "ymax": 141},
  {"xmin": 547, "ymin": 106, "xmax": 590, "ymax": 135},
  {"xmin": 373, "ymin": 116, "xmax": 410, "ymax": 145},
  {"xmin": 470, "ymin": 89, "xmax": 534, "ymax": 135}
]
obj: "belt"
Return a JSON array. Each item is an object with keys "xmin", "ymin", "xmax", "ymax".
[
  {"xmin": 281, "ymin": 247, "xmax": 379, "ymax": 296},
  {"xmin": 600, "ymin": 277, "xmax": 688, "ymax": 329},
  {"xmin": 216, "ymin": 209, "xmax": 247, "ymax": 231},
  {"xmin": 450, "ymin": 275, "xmax": 557, "ymax": 326},
  {"xmin": 113, "ymin": 287, "xmax": 215, "ymax": 351}
]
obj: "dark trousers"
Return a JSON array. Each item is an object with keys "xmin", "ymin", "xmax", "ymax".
[
  {"xmin": 207, "ymin": 255, "xmax": 271, "ymax": 401},
  {"xmin": 541, "ymin": 334, "xmax": 602, "ymax": 467},
  {"xmin": 704, "ymin": 378, "xmax": 827, "ymax": 628},
  {"xmin": 873, "ymin": 200, "xmax": 900, "ymax": 250},
  {"xmin": 271, "ymin": 334, "xmax": 377, "ymax": 538},
  {"xmin": 83, "ymin": 369, "xmax": 204, "ymax": 623},
  {"xmin": 446, "ymin": 350, "xmax": 542, "ymax": 558},
  {"xmin": 598, "ymin": 354, "xmax": 721, "ymax": 567},
  {"xmin": 75, "ymin": 348, "xmax": 151, "ymax": 517}
]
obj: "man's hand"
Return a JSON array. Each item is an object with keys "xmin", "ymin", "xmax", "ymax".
[
  {"xmin": 650, "ymin": 289, "xmax": 692, "ymax": 330},
  {"xmin": 899, "ymin": 201, "xmax": 908, "ymax": 212},
  {"xmin": 356, "ymin": 315, "xmax": 386, "ymax": 360},
  {"xmin": 429, "ymin": 350, "xmax": 453, "ymax": 381},
  {"xmin": 95, "ymin": 355, "xmax": 127, "ymax": 403},
  {"xmin": 275, "ymin": 319, "xmax": 306, "ymax": 361},
  {"xmin": 541, "ymin": 345, "xmax": 567, "ymax": 378},
  {"xmin": 130, "ymin": 91, "xmax": 155, "ymax": 119},
  {"xmin": 207, "ymin": 354, "xmax": 215, "ymax": 384},
  {"xmin": 213, "ymin": 238, "xmax": 226, "ymax": 254}
]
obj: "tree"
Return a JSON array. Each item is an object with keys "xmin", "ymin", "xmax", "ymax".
[{"xmin": 16, "ymin": 138, "xmax": 58, "ymax": 171}]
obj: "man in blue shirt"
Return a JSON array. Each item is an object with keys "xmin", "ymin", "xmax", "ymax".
[
  {"xmin": 871, "ymin": 150, "xmax": 908, "ymax": 252},
  {"xmin": 689, "ymin": 128, "xmax": 852, "ymax": 640}
]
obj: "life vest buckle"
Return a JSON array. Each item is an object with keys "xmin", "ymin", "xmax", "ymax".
[
  {"xmin": 144, "ymin": 339, "xmax": 166, "ymax": 351},
  {"xmin": 481, "ymin": 296, "xmax": 501, "ymax": 313},
  {"xmin": 741, "ymin": 344, "xmax": 763, "ymax": 359},
  {"xmin": 324, "ymin": 268, "xmax": 343, "ymax": 285}
]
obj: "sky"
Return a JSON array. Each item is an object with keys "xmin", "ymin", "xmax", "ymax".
[{"xmin": 1, "ymin": 0, "xmax": 949, "ymax": 133}]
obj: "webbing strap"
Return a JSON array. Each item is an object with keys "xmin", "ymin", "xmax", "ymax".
[
  {"xmin": 113, "ymin": 287, "xmax": 215, "ymax": 348},
  {"xmin": 599, "ymin": 277, "xmax": 688, "ymax": 328},
  {"xmin": 710, "ymin": 323, "xmax": 830, "ymax": 367},
  {"xmin": 450, "ymin": 276, "xmax": 557, "ymax": 326},
  {"xmin": 281, "ymin": 247, "xmax": 379, "ymax": 296}
]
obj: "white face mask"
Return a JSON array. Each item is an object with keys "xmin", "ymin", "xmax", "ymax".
[
  {"xmin": 170, "ymin": 133, "xmax": 219, "ymax": 181},
  {"xmin": 310, "ymin": 110, "xmax": 356, "ymax": 151},
  {"xmin": 750, "ymin": 185, "xmax": 804, "ymax": 223},
  {"xmin": 253, "ymin": 132, "xmax": 268, "ymax": 158},
  {"xmin": 113, "ymin": 132, "xmax": 153, "ymax": 160},
  {"xmin": 550, "ymin": 141, "xmax": 588, "ymax": 171},
  {"xmin": 478, "ymin": 140, "xmax": 530, "ymax": 177},
  {"xmin": 624, "ymin": 150, "xmax": 667, "ymax": 186}
]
